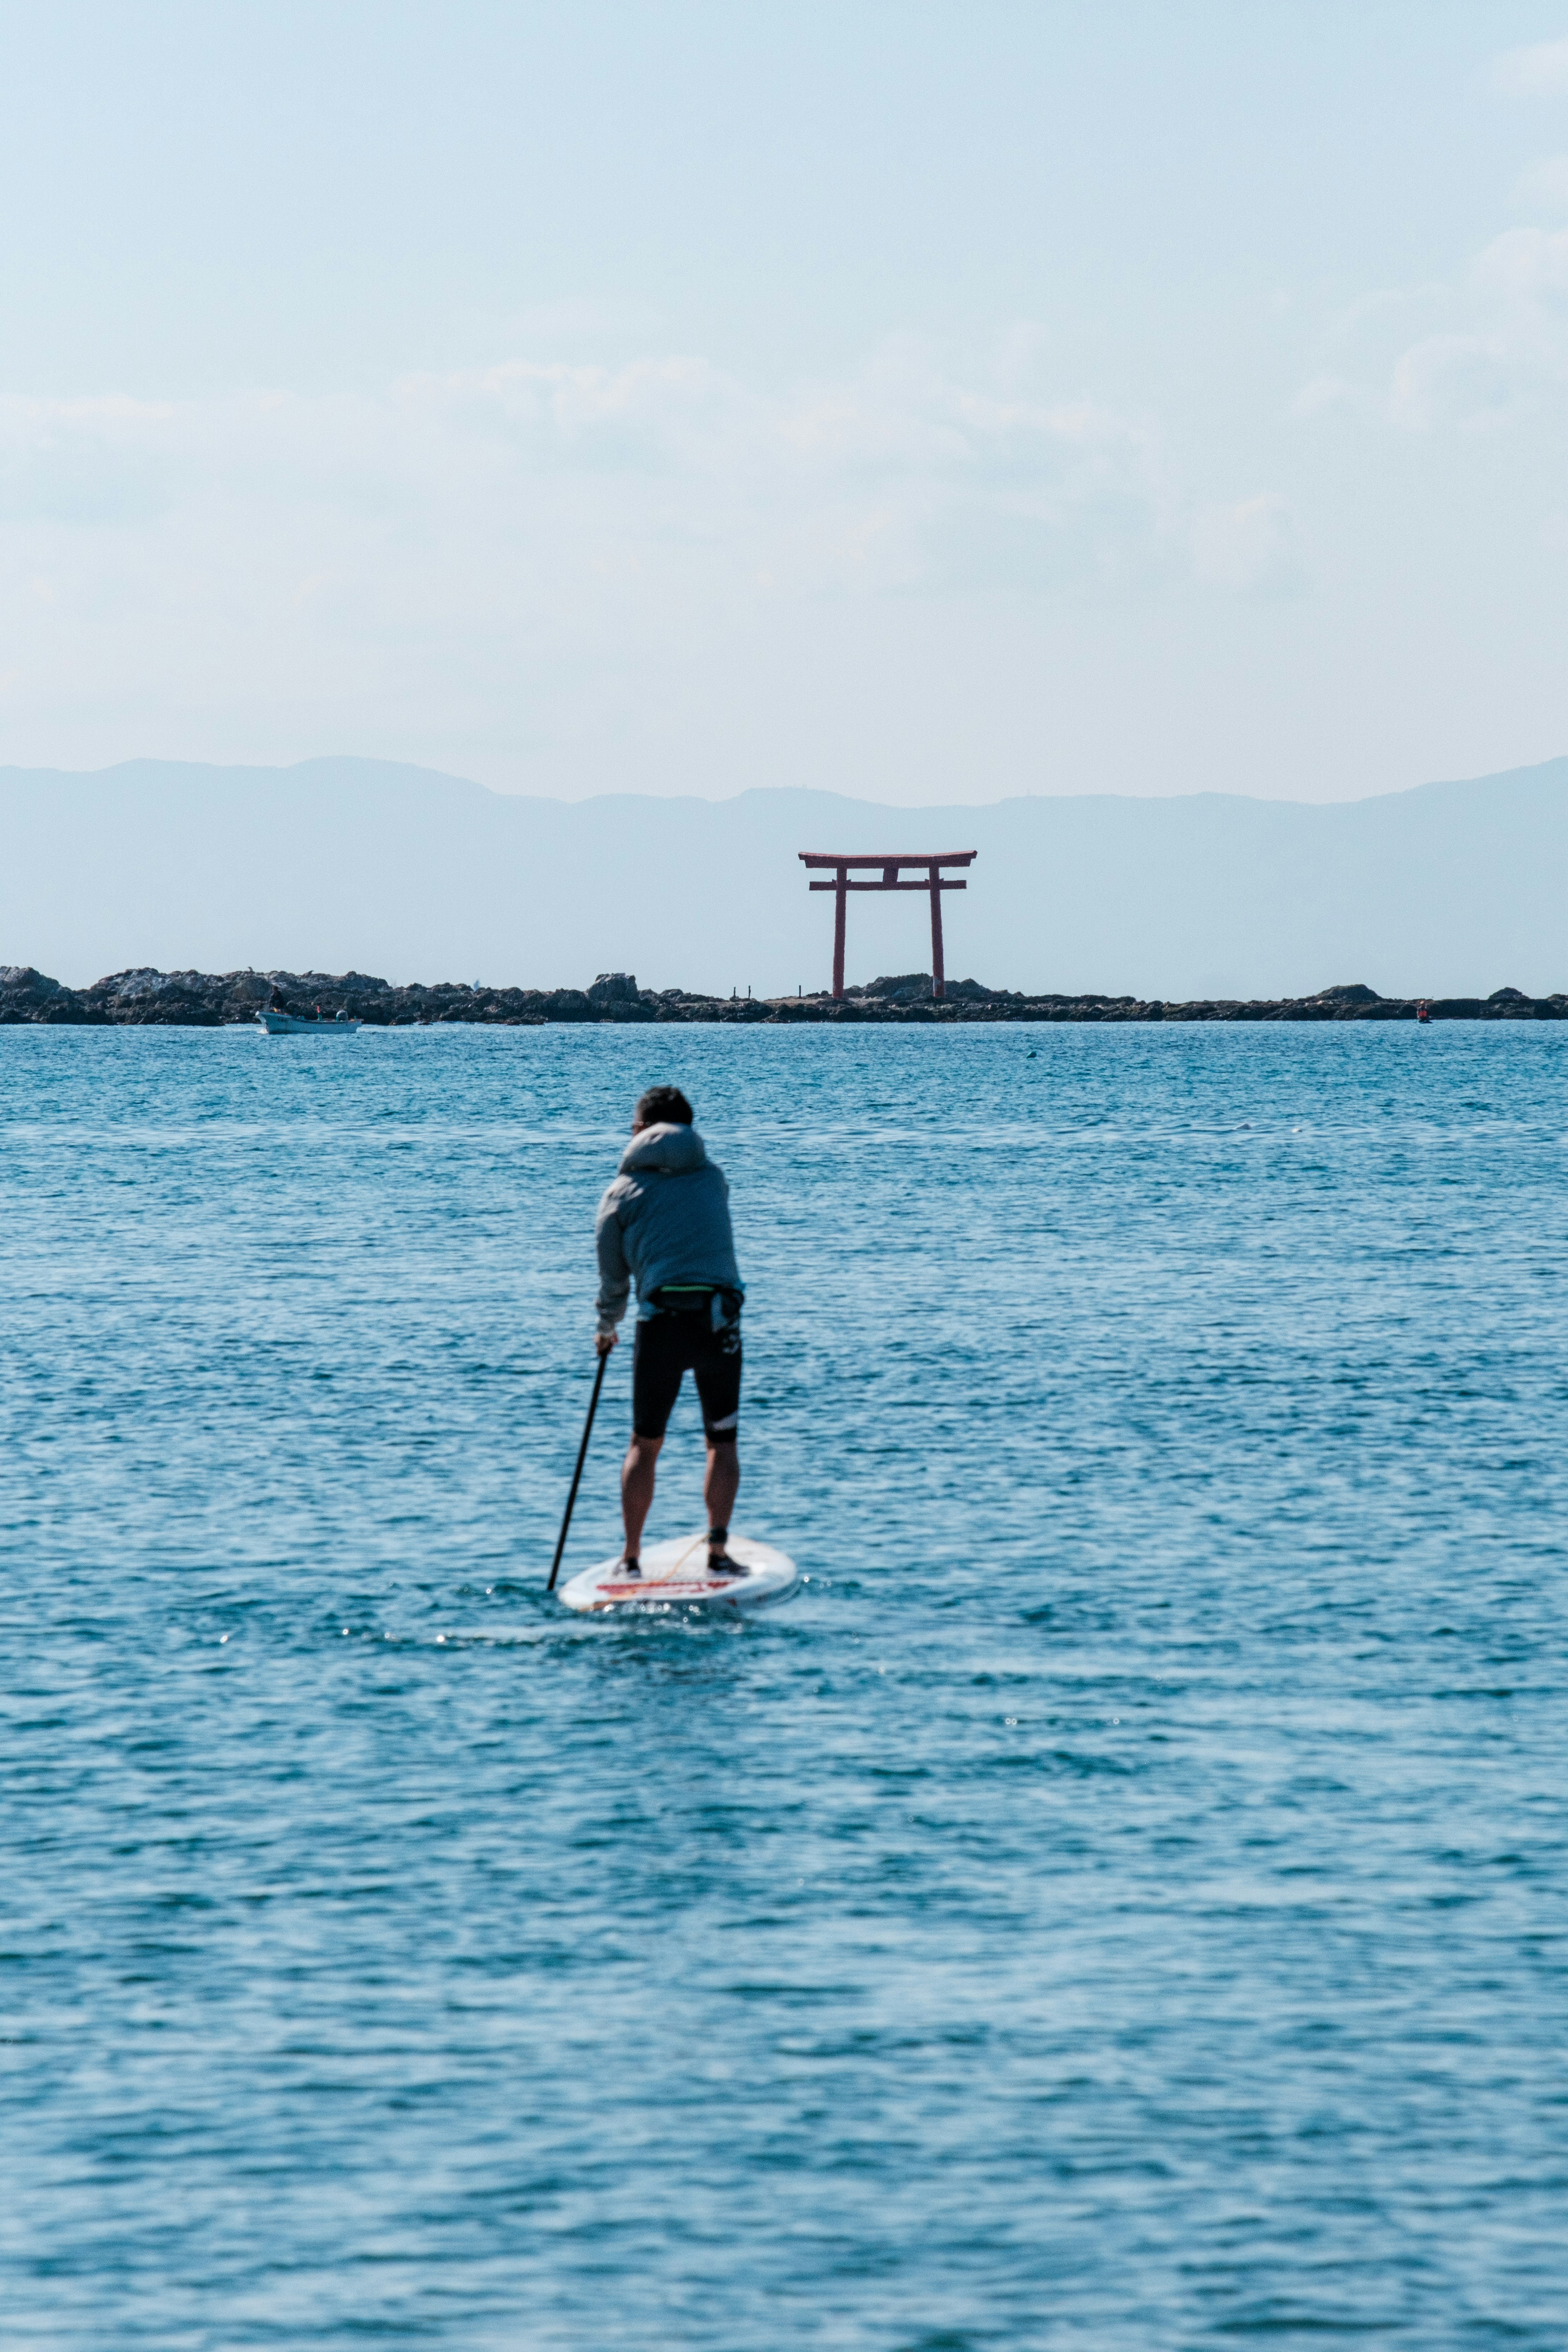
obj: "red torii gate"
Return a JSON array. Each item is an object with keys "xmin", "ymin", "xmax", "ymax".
[{"xmin": 799, "ymin": 850, "xmax": 978, "ymax": 1001}]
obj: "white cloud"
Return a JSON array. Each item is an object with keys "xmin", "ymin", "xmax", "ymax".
[
  {"xmin": 1494, "ymin": 38, "xmax": 1568, "ymax": 96},
  {"xmin": 0, "ymin": 341, "xmax": 1296, "ymax": 781},
  {"xmin": 1472, "ymin": 220, "xmax": 1568, "ymax": 307},
  {"xmin": 0, "ymin": 395, "xmax": 182, "ymax": 524},
  {"xmin": 1513, "ymin": 154, "xmax": 1568, "ymax": 214},
  {"xmin": 0, "ymin": 346, "xmax": 1184, "ymax": 604},
  {"xmin": 1388, "ymin": 225, "xmax": 1568, "ymax": 426},
  {"xmin": 1288, "ymin": 371, "xmax": 1363, "ymax": 419},
  {"xmin": 1388, "ymin": 333, "xmax": 1517, "ymax": 430},
  {"xmin": 1192, "ymin": 496, "xmax": 1308, "ymax": 599},
  {"xmin": 1297, "ymin": 211, "xmax": 1568, "ymax": 434},
  {"xmin": 1292, "ymin": 70, "xmax": 1568, "ymax": 435},
  {"xmin": 417, "ymin": 354, "xmax": 742, "ymax": 475}
]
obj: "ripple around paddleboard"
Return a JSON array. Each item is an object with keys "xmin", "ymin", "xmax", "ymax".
[{"xmin": 558, "ymin": 1530, "xmax": 800, "ymax": 1612}]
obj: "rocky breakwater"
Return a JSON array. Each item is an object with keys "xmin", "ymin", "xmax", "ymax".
[
  {"xmin": 0, "ymin": 966, "xmax": 663, "ymax": 1026},
  {"xmin": 753, "ymin": 976, "xmax": 1568, "ymax": 1023},
  {"xmin": 2, "ymin": 967, "xmax": 1565, "ymax": 1027}
]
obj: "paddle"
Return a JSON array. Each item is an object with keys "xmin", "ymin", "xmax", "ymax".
[{"xmin": 547, "ymin": 1347, "xmax": 611, "ymax": 1592}]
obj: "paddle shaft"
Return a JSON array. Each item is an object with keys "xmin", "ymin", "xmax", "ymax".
[{"xmin": 548, "ymin": 1348, "xmax": 610, "ymax": 1591}]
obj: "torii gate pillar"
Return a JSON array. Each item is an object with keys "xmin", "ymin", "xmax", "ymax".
[
  {"xmin": 799, "ymin": 851, "xmax": 979, "ymax": 1000},
  {"xmin": 928, "ymin": 863, "xmax": 946, "ymax": 1001}
]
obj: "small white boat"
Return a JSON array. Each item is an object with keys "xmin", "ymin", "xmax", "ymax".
[{"xmin": 256, "ymin": 1010, "xmax": 363, "ymax": 1034}]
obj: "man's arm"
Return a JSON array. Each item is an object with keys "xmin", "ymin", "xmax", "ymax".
[{"xmin": 594, "ymin": 1189, "xmax": 631, "ymax": 1346}]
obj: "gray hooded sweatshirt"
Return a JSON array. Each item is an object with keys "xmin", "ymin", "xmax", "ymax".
[{"xmin": 595, "ymin": 1123, "xmax": 744, "ymax": 1334}]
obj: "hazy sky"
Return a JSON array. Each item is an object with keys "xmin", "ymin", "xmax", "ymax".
[{"xmin": 4, "ymin": 1, "xmax": 1568, "ymax": 804}]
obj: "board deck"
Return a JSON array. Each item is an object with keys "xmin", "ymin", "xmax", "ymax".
[{"xmin": 558, "ymin": 1531, "xmax": 799, "ymax": 1613}]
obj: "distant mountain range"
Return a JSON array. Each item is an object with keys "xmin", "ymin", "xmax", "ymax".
[{"xmin": 2, "ymin": 754, "xmax": 1564, "ymax": 998}]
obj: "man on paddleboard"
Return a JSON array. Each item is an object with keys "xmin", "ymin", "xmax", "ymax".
[{"xmin": 594, "ymin": 1086, "xmax": 745, "ymax": 1578}]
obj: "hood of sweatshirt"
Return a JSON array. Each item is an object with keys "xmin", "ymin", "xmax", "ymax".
[{"xmin": 618, "ymin": 1122, "xmax": 709, "ymax": 1177}]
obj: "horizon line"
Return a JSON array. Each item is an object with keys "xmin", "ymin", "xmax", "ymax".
[{"xmin": 3, "ymin": 748, "xmax": 1567, "ymax": 816}]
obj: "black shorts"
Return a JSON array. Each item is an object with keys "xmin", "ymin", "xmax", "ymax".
[{"xmin": 632, "ymin": 1307, "xmax": 742, "ymax": 1443}]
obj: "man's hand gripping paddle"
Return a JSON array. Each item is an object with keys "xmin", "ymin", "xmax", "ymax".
[{"xmin": 548, "ymin": 1345, "xmax": 612, "ymax": 1592}]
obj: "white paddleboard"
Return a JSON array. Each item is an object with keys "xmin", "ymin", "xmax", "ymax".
[{"xmin": 558, "ymin": 1531, "xmax": 799, "ymax": 1613}]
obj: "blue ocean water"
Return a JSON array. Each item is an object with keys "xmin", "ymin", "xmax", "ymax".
[{"xmin": 2, "ymin": 1022, "xmax": 1565, "ymax": 2349}]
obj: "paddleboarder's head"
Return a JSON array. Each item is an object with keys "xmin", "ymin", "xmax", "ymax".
[{"xmin": 633, "ymin": 1085, "xmax": 694, "ymax": 1133}]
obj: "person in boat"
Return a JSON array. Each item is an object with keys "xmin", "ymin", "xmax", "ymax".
[{"xmin": 594, "ymin": 1085, "xmax": 744, "ymax": 1578}]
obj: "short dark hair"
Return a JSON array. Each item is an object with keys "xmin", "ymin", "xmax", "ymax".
[{"xmin": 635, "ymin": 1085, "xmax": 694, "ymax": 1129}]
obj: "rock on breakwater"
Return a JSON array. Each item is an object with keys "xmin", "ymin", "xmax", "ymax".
[{"xmin": 3, "ymin": 967, "xmax": 1567, "ymax": 1027}]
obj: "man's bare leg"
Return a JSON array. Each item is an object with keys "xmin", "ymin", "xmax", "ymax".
[
  {"xmin": 704, "ymin": 1442, "xmax": 741, "ymax": 1569},
  {"xmin": 621, "ymin": 1433, "xmax": 662, "ymax": 1566}
]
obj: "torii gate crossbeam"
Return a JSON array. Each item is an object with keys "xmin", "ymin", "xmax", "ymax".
[{"xmin": 799, "ymin": 851, "xmax": 978, "ymax": 1000}]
